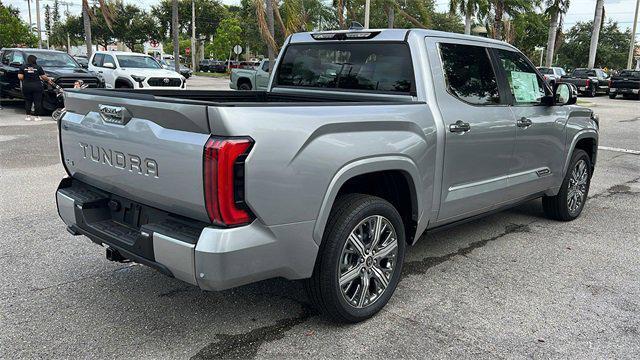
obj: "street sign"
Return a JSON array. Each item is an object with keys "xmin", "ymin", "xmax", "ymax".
[
  {"xmin": 233, "ymin": 45, "xmax": 242, "ymax": 55},
  {"xmin": 149, "ymin": 40, "xmax": 159, "ymax": 48}
]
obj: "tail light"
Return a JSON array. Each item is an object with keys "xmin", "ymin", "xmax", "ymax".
[
  {"xmin": 585, "ymin": 79, "xmax": 590, "ymax": 87},
  {"xmin": 608, "ymin": 79, "xmax": 612, "ymax": 87},
  {"xmin": 203, "ymin": 137, "xmax": 254, "ymax": 226}
]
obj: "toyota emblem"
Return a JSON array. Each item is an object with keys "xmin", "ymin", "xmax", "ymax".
[{"xmin": 163, "ymin": 78, "xmax": 170, "ymax": 84}]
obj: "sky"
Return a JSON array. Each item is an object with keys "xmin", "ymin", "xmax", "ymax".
[{"xmin": 7, "ymin": 0, "xmax": 639, "ymax": 38}]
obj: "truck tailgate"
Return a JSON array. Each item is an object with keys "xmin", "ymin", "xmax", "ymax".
[{"xmin": 60, "ymin": 90, "xmax": 211, "ymax": 222}]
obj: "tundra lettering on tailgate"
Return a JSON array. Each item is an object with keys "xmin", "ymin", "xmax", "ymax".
[{"xmin": 78, "ymin": 142, "xmax": 159, "ymax": 178}]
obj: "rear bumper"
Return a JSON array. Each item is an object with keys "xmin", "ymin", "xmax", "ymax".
[{"xmin": 56, "ymin": 178, "xmax": 318, "ymax": 290}]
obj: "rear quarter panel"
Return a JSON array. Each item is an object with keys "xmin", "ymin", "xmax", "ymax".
[{"xmin": 208, "ymin": 103, "xmax": 437, "ymax": 243}]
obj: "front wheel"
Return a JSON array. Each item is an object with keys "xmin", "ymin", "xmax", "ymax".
[
  {"xmin": 305, "ymin": 194, "xmax": 406, "ymax": 322},
  {"xmin": 542, "ymin": 149, "xmax": 592, "ymax": 221},
  {"xmin": 609, "ymin": 93, "xmax": 617, "ymax": 99},
  {"xmin": 238, "ymin": 82, "xmax": 251, "ymax": 90}
]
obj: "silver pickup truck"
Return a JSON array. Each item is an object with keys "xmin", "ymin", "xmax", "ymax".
[
  {"xmin": 229, "ymin": 59, "xmax": 270, "ymax": 90},
  {"xmin": 55, "ymin": 29, "xmax": 598, "ymax": 322}
]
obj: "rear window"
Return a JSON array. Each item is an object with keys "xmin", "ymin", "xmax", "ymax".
[
  {"xmin": 573, "ymin": 69, "xmax": 595, "ymax": 77},
  {"xmin": 538, "ymin": 67, "xmax": 553, "ymax": 74},
  {"xmin": 275, "ymin": 42, "xmax": 415, "ymax": 94},
  {"xmin": 619, "ymin": 70, "xmax": 640, "ymax": 78}
]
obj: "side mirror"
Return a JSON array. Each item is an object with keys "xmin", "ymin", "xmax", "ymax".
[
  {"xmin": 554, "ymin": 83, "xmax": 577, "ymax": 105},
  {"xmin": 103, "ymin": 62, "xmax": 115, "ymax": 69}
]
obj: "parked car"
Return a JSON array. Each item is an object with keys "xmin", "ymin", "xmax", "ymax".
[
  {"xmin": 229, "ymin": 59, "xmax": 270, "ymax": 90},
  {"xmin": 608, "ymin": 69, "xmax": 640, "ymax": 100},
  {"xmin": 0, "ymin": 48, "xmax": 103, "ymax": 112},
  {"xmin": 239, "ymin": 61, "xmax": 260, "ymax": 69},
  {"xmin": 199, "ymin": 59, "xmax": 210, "ymax": 72},
  {"xmin": 55, "ymin": 29, "xmax": 597, "ymax": 323},
  {"xmin": 537, "ymin": 66, "xmax": 566, "ymax": 86},
  {"xmin": 74, "ymin": 56, "xmax": 89, "ymax": 68},
  {"xmin": 209, "ymin": 60, "xmax": 227, "ymax": 73},
  {"xmin": 160, "ymin": 59, "xmax": 193, "ymax": 79},
  {"xmin": 558, "ymin": 68, "xmax": 609, "ymax": 97},
  {"xmin": 88, "ymin": 51, "xmax": 185, "ymax": 89}
]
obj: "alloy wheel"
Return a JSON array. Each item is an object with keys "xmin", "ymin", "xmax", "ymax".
[
  {"xmin": 567, "ymin": 159, "xmax": 588, "ymax": 215},
  {"xmin": 338, "ymin": 215, "xmax": 399, "ymax": 308}
]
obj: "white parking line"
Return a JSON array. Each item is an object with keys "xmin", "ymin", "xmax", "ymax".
[{"xmin": 598, "ymin": 146, "xmax": 640, "ymax": 155}]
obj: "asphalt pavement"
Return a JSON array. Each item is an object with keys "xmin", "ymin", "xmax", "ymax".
[{"xmin": 1, "ymin": 90, "xmax": 639, "ymax": 359}]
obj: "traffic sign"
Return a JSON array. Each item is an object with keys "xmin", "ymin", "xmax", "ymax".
[{"xmin": 233, "ymin": 45, "xmax": 242, "ymax": 55}]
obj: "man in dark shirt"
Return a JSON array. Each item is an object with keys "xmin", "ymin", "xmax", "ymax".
[{"xmin": 18, "ymin": 55, "xmax": 52, "ymax": 121}]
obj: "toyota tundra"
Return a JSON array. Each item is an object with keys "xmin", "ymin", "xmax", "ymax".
[{"xmin": 55, "ymin": 29, "xmax": 598, "ymax": 322}]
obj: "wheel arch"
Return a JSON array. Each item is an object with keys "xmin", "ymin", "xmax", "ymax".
[
  {"xmin": 115, "ymin": 77, "xmax": 134, "ymax": 88},
  {"xmin": 237, "ymin": 77, "xmax": 252, "ymax": 89},
  {"xmin": 563, "ymin": 130, "xmax": 598, "ymax": 177},
  {"xmin": 313, "ymin": 156, "xmax": 424, "ymax": 247}
]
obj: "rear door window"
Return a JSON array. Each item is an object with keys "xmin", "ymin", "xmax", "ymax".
[
  {"xmin": 275, "ymin": 42, "xmax": 415, "ymax": 94},
  {"xmin": 439, "ymin": 43, "xmax": 501, "ymax": 105}
]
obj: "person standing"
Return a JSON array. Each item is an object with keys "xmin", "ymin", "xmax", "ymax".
[{"xmin": 18, "ymin": 55, "xmax": 51, "ymax": 121}]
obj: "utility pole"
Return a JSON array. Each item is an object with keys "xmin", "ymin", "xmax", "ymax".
[
  {"xmin": 628, "ymin": 0, "xmax": 640, "ymax": 69},
  {"xmin": 588, "ymin": 0, "xmax": 604, "ymax": 68},
  {"xmin": 364, "ymin": 0, "xmax": 370, "ymax": 28},
  {"xmin": 171, "ymin": 0, "xmax": 180, "ymax": 73},
  {"xmin": 26, "ymin": 0, "xmax": 33, "ymax": 32},
  {"xmin": 191, "ymin": 0, "xmax": 196, "ymax": 71},
  {"xmin": 35, "ymin": 0, "xmax": 43, "ymax": 48}
]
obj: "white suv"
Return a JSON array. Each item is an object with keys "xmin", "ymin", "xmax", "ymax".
[{"xmin": 88, "ymin": 51, "xmax": 185, "ymax": 90}]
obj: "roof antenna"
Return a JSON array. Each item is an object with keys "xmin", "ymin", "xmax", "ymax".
[{"xmin": 349, "ymin": 21, "xmax": 364, "ymax": 30}]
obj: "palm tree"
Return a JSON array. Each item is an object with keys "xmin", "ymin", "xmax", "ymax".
[
  {"xmin": 588, "ymin": 0, "xmax": 604, "ymax": 68},
  {"xmin": 449, "ymin": 0, "xmax": 489, "ymax": 35},
  {"xmin": 544, "ymin": 0, "xmax": 570, "ymax": 66},
  {"xmin": 81, "ymin": 0, "xmax": 113, "ymax": 57},
  {"xmin": 489, "ymin": 0, "xmax": 532, "ymax": 40}
]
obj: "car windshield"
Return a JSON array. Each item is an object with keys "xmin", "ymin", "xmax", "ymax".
[
  {"xmin": 26, "ymin": 51, "xmax": 78, "ymax": 67},
  {"xmin": 538, "ymin": 68, "xmax": 553, "ymax": 74},
  {"xmin": 619, "ymin": 70, "xmax": 640, "ymax": 78},
  {"xmin": 275, "ymin": 42, "xmax": 414, "ymax": 94},
  {"xmin": 116, "ymin": 55, "xmax": 161, "ymax": 69}
]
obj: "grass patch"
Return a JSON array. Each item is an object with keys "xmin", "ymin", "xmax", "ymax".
[{"xmin": 194, "ymin": 71, "xmax": 229, "ymax": 78}]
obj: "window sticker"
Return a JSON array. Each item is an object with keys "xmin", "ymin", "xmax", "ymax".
[{"xmin": 510, "ymin": 71, "xmax": 541, "ymax": 103}]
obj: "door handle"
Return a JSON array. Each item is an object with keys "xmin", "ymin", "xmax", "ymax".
[
  {"xmin": 517, "ymin": 117, "xmax": 533, "ymax": 128},
  {"xmin": 449, "ymin": 120, "xmax": 471, "ymax": 133},
  {"xmin": 97, "ymin": 70, "xmax": 103, "ymax": 73}
]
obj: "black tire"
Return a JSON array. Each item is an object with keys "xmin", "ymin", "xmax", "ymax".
[
  {"xmin": 238, "ymin": 82, "xmax": 251, "ymax": 90},
  {"xmin": 304, "ymin": 194, "xmax": 406, "ymax": 323},
  {"xmin": 609, "ymin": 93, "xmax": 616, "ymax": 99},
  {"xmin": 542, "ymin": 149, "xmax": 592, "ymax": 221}
]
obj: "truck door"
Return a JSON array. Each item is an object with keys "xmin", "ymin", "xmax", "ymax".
[
  {"xmin": 426, "ymin": 39, "xmax": 517, "ymax": 224},
  {"xmin": 493, "ymin": 49, "xmax": 568, "ymax": 197},
  {"xmin": 255, "ymin": 60, "xmax": 270, "ymax": 90}
]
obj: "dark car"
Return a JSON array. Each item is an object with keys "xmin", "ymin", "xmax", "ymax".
[
  {"xmin": 161, "ymin": 59, "xmax": 193, "ymax": 78},
  {"xmin": 74, "ymin": 56, "xmax": 89, "ymax": 68},
  {"xmin": 0, "ymin": 48, "xmax": 103, "ymax": 111},
  {"xmin": 609, "ymin": 69, "xmax": 640, "ymax": 100},
  {"xmin": 558, "ymin": 68, "xmax": 609, "ymax": 97},
  {"xmin": 199, "ymin": 59, "xmax": 212, "ymax": 72},
  {"xmin": 209, "ymin": 60, "xmax": 227, "ymax": 73}
]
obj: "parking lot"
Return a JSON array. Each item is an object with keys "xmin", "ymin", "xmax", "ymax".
[{"xmin": 1, "ymin": 90, "xmax": 639, "ymax": 358}]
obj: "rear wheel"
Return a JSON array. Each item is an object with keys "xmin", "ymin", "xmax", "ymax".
[
  {"xmin": 304, "ymin": 194, "xmax": 406, "ymax": 323},
  {"xmin": 609, "ymin": 93, "xmax": 616, "ymax": 99},
  {"xmin": 587, "ymin": 86, "xmax": 597, "ymax": 97},
  {"xmin": 542, "ymin": 149, "xmax": 592, "ymax": 221},
  {"xmin": 238, "ymin": 82, "xmax": 251, "ymax": 91}
]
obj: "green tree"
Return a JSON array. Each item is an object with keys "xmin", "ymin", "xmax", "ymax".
[
  {"xmin": 511, "ymin": 11, "xmax": 549, "ymax": 62},
  {"xmin": 556, "ymin": 20, "xmax": 631, "ymax": 70},
  {"xmin": 0, "ymin": 3, "xmax": 37, "ymax": 48},
  {"xmin": 112, "ymin": 4, "xmax": 162, "ymax": 50},
  {"xmin": 152, "ymin": 0, "xmax": 228, "ymax": 41},
  {"xmin": 45, "ymin": 5, "xmax": 52, "ymax": 37},
  {"xmin": 544, "ymin": 0, "xmax": 570, "ymax": 66},
  {"xmin": 209, "ymin": 17, "xmax": 243, "ymax": 60},
  {"xmin": 449, "ymin": 0, "xmax": 489, "ymax": 34}
]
